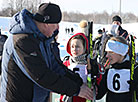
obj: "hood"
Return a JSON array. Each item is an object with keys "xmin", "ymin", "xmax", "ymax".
[
  {"xmin": 66, "ymin": 33, "xmax": 88, "ymax": 56},
  {"xmin": 9, "ymin": 9, "xmax": 45, "ymax": 40}
]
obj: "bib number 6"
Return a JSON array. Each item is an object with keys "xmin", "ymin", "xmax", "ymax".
[{"xmin": 113, "ymin": 73, "xmax": 120, "ymax": 91}]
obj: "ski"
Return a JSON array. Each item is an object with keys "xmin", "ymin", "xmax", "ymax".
[
  {"xmin": 130, "ymin": 34, "xmax": 136, "ymax": 102},
  {"xmin": 87, "ymin": 21, "xmax": 97, "ymax": 102},
  {"xmin": 86, "ymin": 21, "xmax": 93, "ymax": 102}
]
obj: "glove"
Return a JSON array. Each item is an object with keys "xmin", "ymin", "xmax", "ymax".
[
  {"xmin": 90, "ymin": 58, "xmax": 99, "ymax": 77},
  {"xmin": 53, "ymin": 29, "xmax": 59, "ymax": 37}
]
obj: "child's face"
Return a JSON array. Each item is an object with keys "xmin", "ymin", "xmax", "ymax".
[
  {"xmin": 70, "ymin": 39, "xmax": 85, "ymax": 57},
  {"xmin": 106, "ymin": 51, "xmax": 124, "ymax": 64}
]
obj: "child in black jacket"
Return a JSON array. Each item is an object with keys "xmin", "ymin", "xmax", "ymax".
[{"xmin": 96, "ymin": 36, "xmax": 138, "ymax": 102}]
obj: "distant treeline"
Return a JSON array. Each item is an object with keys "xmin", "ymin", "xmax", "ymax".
[
  {"xmin": 0, "ymin": 0, "xmax": 138, "ymax": 24},
  {"xmin": 62, "ymin": 11, "xmax": 138, "ymax": 24}
]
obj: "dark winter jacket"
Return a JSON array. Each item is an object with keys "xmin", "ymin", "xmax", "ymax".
[
  {"xmin": 96, "ymin": 56, "xmax": 138, "ymax": 102},
  {"xmin": 118, "ymin": 26, "xmax": 129, "ymax": 41},
  {"xmin": 0, "ymin": 34, "xmax": 7, "ymax": 56},
  {"xmin": 0, "ymin": 9, "xmax": 83, "ymax": 102},
  {"xmin": 0, "ymin": 34, "xmax": 7, "ymax": 74}
]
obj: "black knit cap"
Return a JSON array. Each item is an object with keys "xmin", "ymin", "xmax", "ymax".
[
  {"xmin": 33, "ymin": 3, "xmax": 62, "ymax": 23},
  {"xmin": 112, "ymin": 15, "xmax": 122, "ymax": 24},
  {"xmin": 98, "ymin": 29, "xmax": 102, "ymax": 34}
]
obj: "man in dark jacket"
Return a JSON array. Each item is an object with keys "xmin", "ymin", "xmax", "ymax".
[
  {"xmin": 112, "ymin": 15, "xmax": 129, "ymax": 41},
  {"xmin": 0, "ymin": 3, "xmax": 93, "ymax": 102}
]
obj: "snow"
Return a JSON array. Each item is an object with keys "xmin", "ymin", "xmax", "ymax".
[
  {"xmin": 58, "ymin": 21, "xmax": 138, "ymax": 59},
  {"xmin": 0, "ymin": 17, "xmax": 138, "ymax": 57}
]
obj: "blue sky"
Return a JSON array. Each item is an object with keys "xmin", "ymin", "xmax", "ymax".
[{"xmin": 0, "ymin": 0, "xmax": 138, "ymax": 16}]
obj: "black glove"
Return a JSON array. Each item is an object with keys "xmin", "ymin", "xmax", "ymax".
[
  {"xmin": 53, "ymin": 29, "xmax": 59, "ymax": 37},
  {"xmin": 90, "ymin": 58, "xmax": 99, "ymax": 77}
]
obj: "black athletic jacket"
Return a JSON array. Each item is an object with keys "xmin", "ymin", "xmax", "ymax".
[{"xmin": 96, "ymin": 59, "xmax": 138, "ymax": 102}]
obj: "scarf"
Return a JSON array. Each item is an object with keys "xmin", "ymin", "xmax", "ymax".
[{"xmin": 69, "ymin": 54, "xmax": 87, "ymax": 65}]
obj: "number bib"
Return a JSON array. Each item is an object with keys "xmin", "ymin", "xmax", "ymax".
[
  {"xmin": 107, "ymin": 69, "xmax": 130, "ymax": 93},
  {"xmin": 68, "ymin": 64, "xmax": 87, "ymax": 83}
]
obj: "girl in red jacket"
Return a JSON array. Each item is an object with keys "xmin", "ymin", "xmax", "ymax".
[{"xmin": 60, "ymin": 33, "xmax": 89, "ymax": 102}]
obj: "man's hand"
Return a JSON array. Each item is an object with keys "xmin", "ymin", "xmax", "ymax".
[{"xmin": 78, "ymin": 83, "xmax": 93, "ymax": 100}]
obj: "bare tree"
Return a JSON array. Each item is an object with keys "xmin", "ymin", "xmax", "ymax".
[
  {"xmin": 122, "ymin": 12, "xmax": 137, "ymax": 23},
  {"xmin": 27, "ymin": 0, "xmax": 42, "ymax": 13},
  {"xmin": 0, "ymin": 0, "xmax": 138, "ymax": 24},
  {"xmin": 7, "ymin": 0, "xmax": 15, "ymax": 16},
  {"xmin": 0, "ymin": 0, "xmax": 43, "ymax": 16}
]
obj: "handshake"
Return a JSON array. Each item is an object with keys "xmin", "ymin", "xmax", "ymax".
[{"xmin": 78, "ymin": 58, "xmax": 100, "ymax": 101}]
